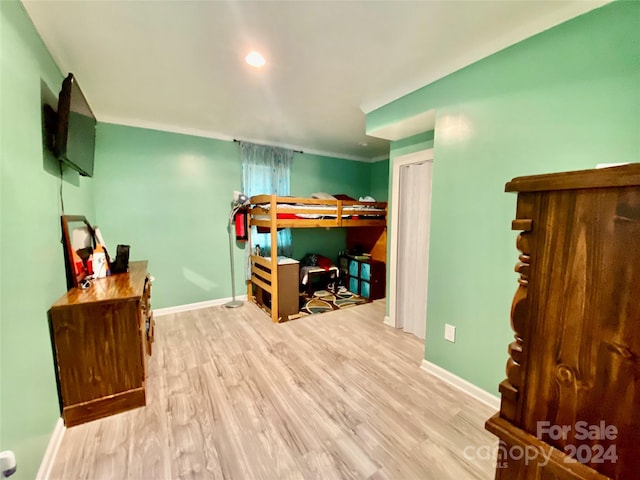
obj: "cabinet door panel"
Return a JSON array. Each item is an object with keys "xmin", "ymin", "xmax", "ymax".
[
  {"xmin": 52, "ymin": 300, "xmax": 143, "ymax": 405},
  {"xmin": 361, "ymin": 280, "xmax": 371, "ymax": 298},
  {"xmin": 349, "ymin": 276, "xmax": 359, "ymax": 295},
  {"xmin": 349, "ymin": 260, "xmax": 359, "ymax": 277},
  {"xmin": 361, "ymin": 263, "xmax": 371, "ymax": 281},
  {"xmin": 339, "ymin": 256, "xmax": 349, "ymax": 274}
]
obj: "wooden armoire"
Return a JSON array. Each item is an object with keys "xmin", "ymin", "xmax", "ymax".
[{"xmin": 485, "ymin": 164, "xmax": 640, "ymax": 480}]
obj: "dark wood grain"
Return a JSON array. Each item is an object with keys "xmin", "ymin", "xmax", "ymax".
[
  {"xmin": 505, "ymin": 164, "xmax": 640, "ymax": 193},
  {"xmin": 486, "ymin": 415, "xmax": 610, "ymax": 480},
  {"xmin": 49, "ymin": 261, "xmax": 152, "ymax": 426},
  {"xmin": 52, "ymin": 299, "xmax": 144, "ymax": 405},
  {"xmin": 521, "ymin": 186, "xmax": 639, "ymax": 479},
  {"xmin": 489, "ymin": 169, "xmax": 640, "ymax": 480},
  {"xmin": 63, "ymin": 388, "xmax": 146, "ymax": 427},
  {"xmin": 346, "ymin": 226, "xmax": 387, "ymax": 263},
  {"xmin": 52, "ymin": 260, "xmax": 148, "ymax": 307}
]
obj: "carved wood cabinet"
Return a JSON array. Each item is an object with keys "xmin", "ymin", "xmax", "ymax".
[
  {"xmin": 49, "ymin": 261, "xmax": 154, "ymax": 427},
  {"xmin": 485, "ymin": 165, "xmax": 640, "ymax": 480}
]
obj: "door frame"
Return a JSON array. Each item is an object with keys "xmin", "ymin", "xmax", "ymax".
[{"xmin": 387, "ymin": 148, "xmax": 434, "ymax": 330}]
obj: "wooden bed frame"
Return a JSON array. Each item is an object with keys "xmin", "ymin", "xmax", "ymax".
[{"xmin": 247, "ymin": 194, "xmax": 388, "ymax": 322}]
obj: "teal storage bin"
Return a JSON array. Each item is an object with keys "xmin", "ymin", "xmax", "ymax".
[
  {"xmin": 361, "ymin": 263, "xmax": 371, "ymax": 281},
  {"xmin": 360, "ymin": 281, "xmax": 371, "ymax": 298},
  {"xmin": 349, "ymin": 276, "xmax": 359, "ymax": 294},
  {"xmin": 349, "ymin": 260, "xmax": 359, "ymax": 277}
]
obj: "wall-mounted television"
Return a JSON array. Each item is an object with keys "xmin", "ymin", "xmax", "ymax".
[{"xmin": 54, "ymin": 73, "xmax": 96, "ymax": 177}]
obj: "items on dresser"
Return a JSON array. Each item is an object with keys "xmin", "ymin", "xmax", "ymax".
[
  {"xmin": 110, "ymin": 244, "xmax": 131, "ymax": 274},
  {"xmin": 60, "ymin": 215, "xmax": 95, "ymax": 290},
  {"xmin": 48, "ymin": 261, "xmax": 154, "ymax": 427},
  {"xmin": 485, "ymin": 164, "xmax": 640, "ymax": 480}
]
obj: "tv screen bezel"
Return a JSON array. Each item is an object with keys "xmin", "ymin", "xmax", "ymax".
[{"xmin": 54, "ymin": 73, "xmax": 97, "ymax": 177}]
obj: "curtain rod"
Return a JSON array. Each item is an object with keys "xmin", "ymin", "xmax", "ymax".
[{"xmin": 233, "ymin": 139, "xmax": 303, "ymax": 154}]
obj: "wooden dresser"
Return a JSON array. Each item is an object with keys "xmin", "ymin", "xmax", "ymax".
[
  {"xmin": 253, "ymin": 257, "xmax": 300, "ymax": 322},
  {"xmin": 485, "ymin": 165, "xmax": 640, "ymax": 479},
  {"xmin": 49, "ymin": 260, "xmax": 154, "ymax": 427}
]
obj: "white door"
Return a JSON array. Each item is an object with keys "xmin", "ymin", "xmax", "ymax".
[{"xmin": 394, "ymin": 156, "xmax": 433, "ymax": 339}]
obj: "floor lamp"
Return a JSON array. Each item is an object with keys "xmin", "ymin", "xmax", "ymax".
[{"xmin": 225, "ymin": 191, "xmax": 249, "ymax": 308}]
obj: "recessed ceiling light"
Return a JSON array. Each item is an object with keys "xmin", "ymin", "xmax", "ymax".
[
  {"xmin": 245, "ymin": 51, "xmax": 266, "ymax": 68},
  {"xmin": 359, "ymin": 142, "xmax": 368, "ymax": 147}
]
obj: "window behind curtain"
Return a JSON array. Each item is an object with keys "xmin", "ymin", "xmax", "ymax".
[{"xmin": 240, "ymin": 141, "xmax": 293, "ymax": 258}]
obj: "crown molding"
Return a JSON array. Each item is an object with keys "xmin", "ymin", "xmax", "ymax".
[
  {"xmin": 360, "ymin": 0, "xmax": 611, "ymax": 114},
  {"xmin": 98, "ymin": 116, "xmax": 382, "ymax": 163},
  {"xmin": 97, "ymin": 115, "xmax": 234, "ymax": 142},
  {"xmin": 231, "ymin": 135, "xmax": 374, "ymax": 163},
  {"xmin": 370, "ymin": 154, "xmax": 390, "ymax": 163}
]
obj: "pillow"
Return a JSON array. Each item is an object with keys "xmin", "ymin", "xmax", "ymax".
[
  {"xmin": 316, "ymin": 255, "xmax": 333, "ymax": 270},
  {"xmin": 311, "ymin": 192, "xmax": 336, "ymax": 200},
  {"xmin": 333, "ymin": 194, "xmax": 357, "ymax": 201}
]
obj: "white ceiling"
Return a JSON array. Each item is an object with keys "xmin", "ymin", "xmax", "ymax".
[{"xmin": 22, "ymin": 0, "xmax": 609, "ymax": 161}]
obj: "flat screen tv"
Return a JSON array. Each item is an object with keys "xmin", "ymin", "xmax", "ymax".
[{"xmin": 54, "ymin": 73, "xmax": 96, "ymax": 177}]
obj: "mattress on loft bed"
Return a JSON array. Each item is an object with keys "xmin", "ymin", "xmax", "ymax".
[{"xmin": 254, "ymin": 203, "xmax": 386, "ymax": 220}]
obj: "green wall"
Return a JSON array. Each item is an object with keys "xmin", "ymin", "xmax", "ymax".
[
  {"xmin": 369, "ymin": 158, "xmax": 389, "ymax": 202},
  {"xmin": 94, "ymin": 126, "xmax": 384, "ymax": 306},
  {"xmin": 368, "ymin": 0, "xmax": 640, "ymax": 395},
  {"xmin": 290, "ymin": 152, "xmax": 379, "ymax": 262},
  {"xmin": 389, "ymin": 131, "xmax": 435, "ymax": 160},
  {"xmin": 0, "ymin": 2, "xmax": 95, "ymax": 478},
  {"xmin": 290, "ymin": 152, "xmax": 372, "ymax": 198},
  {"xmin": 94, "ymin": 124, "xmax": 243, "ymax": 309},
  {"xmin": 0, "ymin": 5, "xmax": 386, "ymax": 465}
]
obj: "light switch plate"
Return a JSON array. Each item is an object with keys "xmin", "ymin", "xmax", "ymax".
[{"xmin": 444, "ymin": 324, "xmax": 456, "ymax": 343}]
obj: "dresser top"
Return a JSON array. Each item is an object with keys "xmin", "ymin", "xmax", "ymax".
[
  {"xmin": 51, "ymin": 260, "xmax": 148, "ymax": 308},
  {"xmin": 506, "ymin": 163, "xmax": 640, "ymax": 193}
]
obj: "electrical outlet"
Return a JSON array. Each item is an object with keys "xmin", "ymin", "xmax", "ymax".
[{"xmin": 444, "ymin": 324, "xmax": 456, "ymax": 343}]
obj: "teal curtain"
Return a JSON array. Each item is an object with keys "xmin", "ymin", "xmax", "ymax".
[{"xmin": 241, "ymin": 141, "xmax": 293, "ymax": 258}]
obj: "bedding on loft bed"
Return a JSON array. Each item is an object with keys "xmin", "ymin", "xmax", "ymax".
[
  {"xmin": 253, "ymin": 203, "xmax": 386, "ymax": 219},
  {"xmin": 249, "ymin": 194, "xmax": 387, "ymax": 228},
  {"xmin": 246, "ymin": 193, "xmax": 387, "ymax": 323}
]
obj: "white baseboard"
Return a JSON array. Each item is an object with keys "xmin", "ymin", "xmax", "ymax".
[
  {"xmin": 383, "ymin": 315, "xmax": 395, "ymax": 327},
  {"xmin": 421, "ymin": 360, "xmax": 500, "ymax": 410},
  {"xmin": 154, "ymin": 295, "xmax": 248, "ymax": 316},
  {"xmin": 36, "ymin": 418, "xmax": 65, "ymax": 480}
]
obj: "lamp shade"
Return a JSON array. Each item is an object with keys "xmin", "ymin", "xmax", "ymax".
[{"xmin": 233, "ymin": 191, "xmax": 249, "ymax": 206}]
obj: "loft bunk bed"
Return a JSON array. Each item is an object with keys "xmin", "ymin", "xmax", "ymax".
[{"xmin": 246, "ymin": 194, "xmax": 388, "ymax": 322}]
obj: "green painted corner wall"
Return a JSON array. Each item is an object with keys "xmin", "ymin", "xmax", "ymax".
[
  {"xmin": 0, "ymin": 2, "xmax": 95, "ymax": 478},
  {"xmin": 93, "ymin": 127, "xmax": 383, "ymax": 306},
  {"xmin": 290, "ymin": 152, "xmax": 379, "ymax": 262},
  {"xmin": 390, "ymin": 131, "xmax": 435, "ymax": 160},
  {"xmin": 93, "ymin": 123, "xmax": 243, "ymax": 309},
  {"xmin": 370, "ymin": 0, "xmax": 640, "ymax": 395},
  {"xmin": 370, "ymin": 158, "xmax": 389, "ymax": 202}
]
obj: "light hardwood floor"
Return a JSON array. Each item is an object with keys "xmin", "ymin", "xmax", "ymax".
[{"xmin": 50, "ymin": 300, "xmax": 498, "ymax": 479}]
